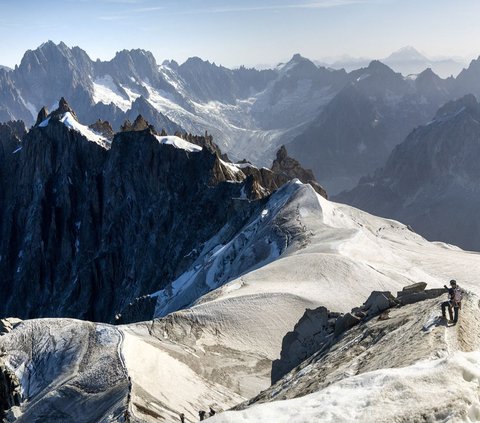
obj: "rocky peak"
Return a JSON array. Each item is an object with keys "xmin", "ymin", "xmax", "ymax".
[
  {"xmin": 120, "ymin": 114, "xmax": 154, "ymax": 132},
  {"xmin": 417, "ymin": 67, "xmax": 438, "ymax": 80},
  {"xmin": 271, "ymin": 146, "xmax": 327, "ymax": 198},
  {"xmin": 385, "ymin": 46, "xmax": 427, "ymax": 63},
  {"xmin": 35, "ymin": 106, "xmax": 49, "ymax": 126},
  {"xmin": 89, "ymin": 119, "xmax": 114, "ymax": 140},
  {"xmin": 49, "ymin": 97, "xmax": 79, "ymax": 121},
  {"xmin": 280, "ymin": 54, "xmax": 319, "ymax": 78},
  {"xmin": 0, "ymin": 121, "xmax": 26, "ymax": 140},
  {"xmin": 434, "ymin": 94, "xmax": 479, "ymax": 121}
]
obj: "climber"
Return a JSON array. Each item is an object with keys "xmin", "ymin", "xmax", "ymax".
[
  {"xmin": 441, "ymin": 279, "xmax": 463, "ymax": 325},
  {"xmin": 199, "ymin": 410, "xmax": 207, "ymax": 421},
  {"xmin": 209, "ymin": 407, "xmax": 216, "ymax": 417},
  {"xmin": 179, "ymin": 413, "xmax": 185, "ymax": 423}
]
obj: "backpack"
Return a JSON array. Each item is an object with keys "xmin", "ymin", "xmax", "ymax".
[{"xmin": 453, "ymin": 288, "xmax": 463, "ymax": 304}]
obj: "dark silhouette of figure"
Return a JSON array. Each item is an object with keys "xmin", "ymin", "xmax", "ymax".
[
  {"xmin": 209, "ymin": 407, "xmax": 216, "ymax": 417},
  {"xmin": 179, "ymin": 413, "xmax": 185, "ymax": 422},
  {"xmin": 199, "ymin": 410, "xmax": 207, "ymax": 420}
]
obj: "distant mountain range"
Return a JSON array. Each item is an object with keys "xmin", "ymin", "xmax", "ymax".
[
  {"xmin": 320, "ymin": 46, "xmax": 467, "ymax": 78},
  {"xmin": 1, "ymin": 42, "xmax": 480, "ymax": 199},
  {"xmin": 336, "ymin": 94, "xmax": 480, "ymax": 251}
]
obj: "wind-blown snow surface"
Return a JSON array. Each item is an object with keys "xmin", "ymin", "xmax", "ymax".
[{"xmin": 3, "ymin": 181, "xmax": 480, "ymax": 422}]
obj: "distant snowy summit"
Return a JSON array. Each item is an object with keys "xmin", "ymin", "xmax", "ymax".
[{"xmin": 321, "ymin": 46, "xmax": 466, "ymax": 78}]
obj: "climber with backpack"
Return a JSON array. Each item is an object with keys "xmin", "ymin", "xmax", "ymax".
[{"xmin": 441, "ymin": 279, "xmax": 463, "ymax": 325}]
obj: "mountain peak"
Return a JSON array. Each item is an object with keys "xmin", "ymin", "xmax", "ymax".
[
  {"xmin": 35, "ymin": 106, "xmax": 49, "ymax": 126},
  {"xmin": 434, "ymin": 94, "xmax": 479, "ymax": 121},
  {"xmin": 280, "ymin": 54, "xmax": 317, "ymax": 74},
  {"xmin": 365, "ymin": 60, "xmax": 396, "ymax": 75},
  {"xmin": 54, "ymin": 97, "xmax": 77, "ymax": 119},
  {"xmin": 385, "ymin": 46, "xmax": 427, "ymax": 62}
]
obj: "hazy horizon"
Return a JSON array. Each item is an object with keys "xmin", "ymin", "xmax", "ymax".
[{"xmin": 1, "ymin": 0, "xmax": 480, "ymax": 69}]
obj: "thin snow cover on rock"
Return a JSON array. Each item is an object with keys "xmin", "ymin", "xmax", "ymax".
[
  {"xmin": 0, "ymin": 319, "xmax": 129, "ymax": 422},
  {"xmin": 39, "ymin": 108, "xmax": 109, "ymax": 148}
]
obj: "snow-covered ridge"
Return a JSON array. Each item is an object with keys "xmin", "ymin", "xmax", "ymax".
[
  {"xmin": 212, "ymin": 292, "xmax": 480, "ymax": 423},
  {"xmin": 154, "ymin": 134, "xmax": 202, "ymax": 152},
  {"xmin": 39, "ymin": 111, "xmax": 110, "ymax": 148}
]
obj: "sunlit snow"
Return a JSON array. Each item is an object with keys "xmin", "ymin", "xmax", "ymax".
[
  {"xmin": 92, "ymin": 75, "xmax": 132, "ymax": 112},
  {"xmin": 154, "ymin": 135, "xmax": 202, "ymax": 152}
]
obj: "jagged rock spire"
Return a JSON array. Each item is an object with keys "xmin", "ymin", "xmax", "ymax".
[
  {"xmin": 120, "ymin": 114, "xmax": 155, "ymax": 133},
  {"xmin": 271, "ymin": 145, "xmax": 327, "ymax": 198},
  {"xmin": 49, "ymin": 97, "xmax": 79, "ymax": 121},
  {"xmin": 35, "ymin": 106, "xmax": 49, "ymax": 126}
]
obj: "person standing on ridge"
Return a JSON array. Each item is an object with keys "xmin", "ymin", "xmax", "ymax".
[{"xmin": 441, "ymin": 279, "xmax": 463, "ymax": 325}]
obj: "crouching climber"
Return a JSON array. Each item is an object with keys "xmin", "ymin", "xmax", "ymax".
[{"xmin": 441, "ymin": 279, "xmax": 463, "ymax": 325}]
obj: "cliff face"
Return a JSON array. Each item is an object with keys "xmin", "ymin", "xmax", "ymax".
[{"xmin": 0, "ymin": 113, "xmax": 263, "ymax": 323}]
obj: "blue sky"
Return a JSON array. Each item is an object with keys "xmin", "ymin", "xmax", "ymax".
[{"xmin": 1, "ymin": 0, "xmax": 480, "ymax": 68}]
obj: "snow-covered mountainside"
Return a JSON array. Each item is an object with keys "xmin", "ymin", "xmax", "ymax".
[
  {"xmin": 1, "ymin": 181, "xmax": 480, "ymax": 422},
  {"xmin": 336, "ymin": 94, "xmax": 480, "ymax": 251}
]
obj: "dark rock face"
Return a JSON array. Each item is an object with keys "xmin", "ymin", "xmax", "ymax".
[
  {"xmin": 89, "ymin": 119, "xmax": 115, "ymax": 140},
  {"xmin": 35, "ymin": 106, "xmax": 49, "ymax": 126},
  {"xmin": 0, "ymin": 359, "xmax": 21, "ymax": 418},
  {"xmin": 271, "ymin": 146, "xmax": 327, "ymax": 198},
  {"xmin": 271, "ymin": 307, "xmax": 340, "ymax": 384},
  {"xmin": 336, "ymin": 94, "xmax": 480, "ymax": 251}
]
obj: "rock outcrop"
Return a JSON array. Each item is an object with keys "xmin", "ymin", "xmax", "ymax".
[
  {"xmin": 271, "ymin": 282, "xmax": 445, "ymax": 384},
  {"xmin": 89, "ymin": 119, "xmax": 115, "ymax": 140},
  {"xmin": 271, "ymin": 146, "xmax": 327, "ymax": 198},
  {"xmin": 0, "ymin": 358, "xmax": 21, "ymax": 419}
]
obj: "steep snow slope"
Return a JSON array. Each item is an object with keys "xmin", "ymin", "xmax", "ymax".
[{"xmin": 154, "ymin": 180, "xmax": 480, "ymax": 319}]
